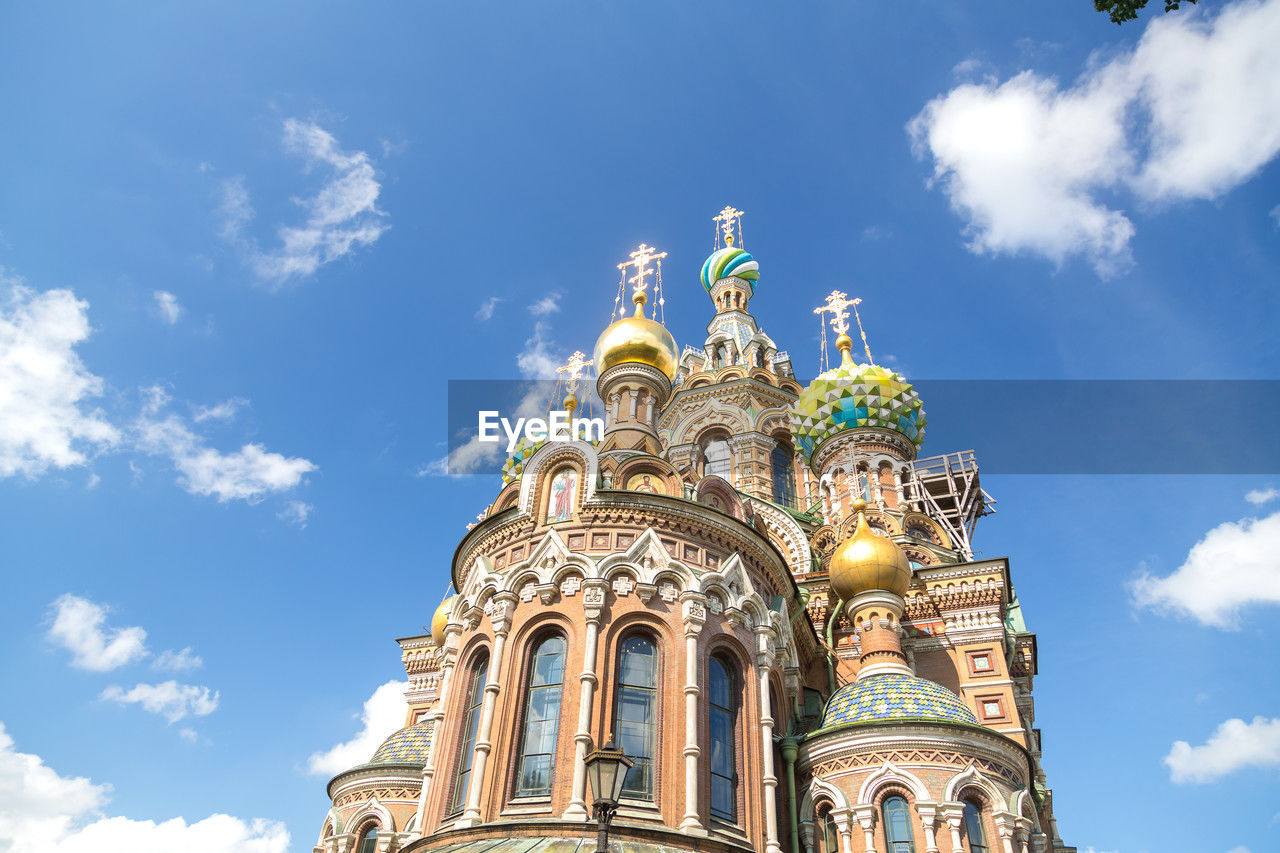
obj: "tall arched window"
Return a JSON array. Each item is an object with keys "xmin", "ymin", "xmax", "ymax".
[
  {"xmin": 514, "ymin": 635, "xmax": 566, "ymax": 797},
  {"xmin": 355, "ymin": 825, "xmax": 378, "ymax": 853},
  {"xmin": 963, "ymin": 800, "xmax": 989, "ymax": 853},
  {"xmin": 615, "ymin": 635, "xmax": 658, "ymax": 799},
  {"xmin": 882, "ymin": 795, "xmax": 916, "ymax": 853},
  {"xmin": 708, "ymin": 655, "xmax": 737, "ymax": 822},
  {"xmin": 704, "ymin": 439, "xmax": 731, "ymax": 481},
  {"xmin": 451, "ymin": 653, "xmax": 489, "ymax": 813},
  {"xmin": 820, "ymin": 808, "xmax": 839, "ymax": 853},
  {"xmin": 771, "ymin": 444, "xmax": 796, "ymax": 508}
]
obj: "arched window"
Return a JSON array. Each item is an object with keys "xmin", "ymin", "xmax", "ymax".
[
  {"xmin": 514, "ymin": 635, "xmax": 566, "ymax": 797},
  {"xmin": 451, "ymin": 653, "xmax": 489, "ymax": 813},
  {"xmin": 771, "ymin": 444, "xmax": 796, "ymax": 508},
  {"xmin": 704, "ymin": 439, "xmax": 731, "ymax": 481},
  {"xmin": 819, "ymin": 807, "xmax": 839, "ymax": 853},
  {"xmin": 909, "ymin": 559, "xmax": 924, "ymax": 571},
  {"xmin": 614, "ymin": 634, "xmax": 658, "ymax": 799},
  {"xmin": 963, "ymin": 800, "xmax": 989, "ymax": 853},
  {"xmin": 708, "ymin": 655, "xmax": 737, "ymax": 821},
  {"xmin": 355, "ymin": 825, "xmax": 379, "ymax": 853},
  {"xmin": 882, "ymin": 795, "xmax": 916, "ymax": 853}
]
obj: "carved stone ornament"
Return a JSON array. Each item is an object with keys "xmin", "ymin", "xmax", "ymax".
[
  {"xmin": 560, "ymin": 575, "xmax": 582, "ymax": 597},
  {"xmin": 612, "ymin": 576, "xmax": 636, "ymax": 596}
]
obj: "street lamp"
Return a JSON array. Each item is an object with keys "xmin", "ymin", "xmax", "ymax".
[{"xmin": 584, "ymin": 735, "xmax": 634, "ymax": 853}]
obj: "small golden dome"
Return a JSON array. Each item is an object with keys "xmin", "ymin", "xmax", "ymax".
[
  {"xmin": 431, "ymin": 594, "xmax": 456, "ymax": 646},
  {"xmin": 593, "ymin": 292, "xmax": 678, "ymax": 382},
  {"xmin": 829, "ymin": 499, "xmax": 911, "ymax": 600}
]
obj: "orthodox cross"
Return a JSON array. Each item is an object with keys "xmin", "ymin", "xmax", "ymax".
[
  {"xmin": 814, "ymin": 290, "xmax": 875, "ymax": 362},
  {"xmin": 714, "ymin": 205, "xmax": 744, "ymax": 247},
  {"xmin": 617, "ymin": 243, "xmax": 667, "ymax": 303},
  {"xmin": 557, "ymin": 350, "xmax": 592, "ymax": 395}
]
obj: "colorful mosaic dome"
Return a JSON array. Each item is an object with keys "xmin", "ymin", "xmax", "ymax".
[
  {"xmin": 789, "ymin": 354, "xmax": 926, "ymax": 464},
  {"xmin": 501, "ymin": 431, "xmax": 600, "ymax": 485},
  {"xmin": 369, "ymin": 719, "xmax": 434, "ymax": 765},
  {"xmin": 822, "ymin": 674, "xmax": 977, "ymax": 728},
  {"xmin": 700, "ymin": 246, "xmax": 759, "ymax": 292}
]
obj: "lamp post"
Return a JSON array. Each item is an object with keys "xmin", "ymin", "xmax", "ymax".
[{"xmin": 584, "ymin": 736, "xmax": 634, "ymax": 853}]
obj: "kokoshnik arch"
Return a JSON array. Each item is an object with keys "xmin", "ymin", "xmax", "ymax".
[{"xmin": 314, "ymin": 207, "xmax": 1075, "ymax": 853}]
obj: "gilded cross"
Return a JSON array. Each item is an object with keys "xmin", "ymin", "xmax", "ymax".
[
  {"xmin": 813, "ymin": 290, "xmax": 859, "ymax": 336},
  {"xmin": 714, "ymin": 205, "xmax": 744, "ymax": 246},
  {"xmin": 557, "ymin": 351, "xmax": 592, "ymax": 394},
  {"xmin": 617, "ymin": 243, "xmax": 668, "ymax": 301}
]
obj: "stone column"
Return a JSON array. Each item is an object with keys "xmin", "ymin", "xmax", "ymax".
[
  {"xmin": 413, "ymin": 637, "xmax": 458, "ymax": 831},
  {"xmin": 455, "ymin": 593, "xmax": 516, "ymax": 827},
  {"xmin": 915, "ymin": 802, "xmax": 940, "ymax": 853},
  {"xmin": 850, "ymin": 805, "xmax": 876, "ymax": 853},
  {"xmin": 757, "ymin": 627, "xmax": 783, "ymax": 853},
  {"xmin": 832, "ymin": 810, "xmax": 854, "ymax": 853},
  {"xmin": 563, "ymin": 581, "xmax": 607, "ymax": 819},
  {"xmin": 799, "ymin": 820, "xmax": 815, "ymax": 853},
  {"xmin": 940, "ymin": 803, "xmax": 965, "ymax": 853},
  {"xmin": 993, "ymin": 812, "xmax": 1018, "ymax": 853},
  {"xmin": 680, "ymin": 595, "xmax": 707, "ymax": 834}
]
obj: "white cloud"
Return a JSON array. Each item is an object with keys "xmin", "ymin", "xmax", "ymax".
[
  {"xmin": 152, "ymin": 291, "xmax": 182, "ymax": 324},
  {"xmin": 1131, "ymin": 508, "xmax": 1280, "ymax": 627},
  {"xmin": 475, "ymin": 296, "xmax": 502, "ymax": 321},
  {"xmin": 134, "ymin": 387, "xmax": 315, "ymax": 503},
  {"xmin": 219, "ymin": 119, "xmax": 388, "ymax": 286},
  {"xmin": 0, "ymin": 721, "xmax": 287, "ymax": 853},
  {"xmin": 1271, "ymin": 203, "xmax": 1280, "ymax": 227},
  {"xmin": 1165, "ymin": 716, "xmax": 1280, "ymax": 783},
  {"xmin": 307, "ymin": 680, "xmax": 407, "ymax": 777},
  {"xmin": 153, "ymin": 647, "xmax": 203, "ymax": 673},
  {"xmin": 910, "ymin": 0, "xmax": 1280, "ymax": 274},
  {"xmin": 192, "ymin": 397, "xmax": 247, "ymax": 423},
  {"xmin": 276, "ymin": 500, "xmax": 312, "ymax": 528},
  {"xmin": 1246, "ymin": 487, "xmax": 1279, "ymax": 505},
  {"xmin": 1226, "ymin": 847, "xmax": 1252, "ymax": 853},
  {"xmin": 47, "ymin": 595, "xmax": 148, "ymax": 672},
  {"xmin": 0, "ymin": 280, "xmax": 120, "ymax": 478},
  {"xmin": 100, "ymin": 681, "xmax": 219, "ymax": 724},
  {"xmin": 516, "ymin": 321, "xmax": 560, "ymax": 380},
  {"xmin": 528, "ymin": 292, "xmax": 561, "ymax": 317}
]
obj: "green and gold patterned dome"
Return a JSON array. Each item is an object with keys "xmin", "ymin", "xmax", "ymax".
[
  {"xmin": 369, "ymin": 719, "xmax": 434, "ymax": 765},
  {"xmin": 822, "ymin": 673, "xmax": 976, "ymax": 728},
  {"xmin": 789, "ymin": 336, "xmax": 926, "ymax": 465}
]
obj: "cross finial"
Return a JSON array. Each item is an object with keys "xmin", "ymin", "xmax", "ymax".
[
  {"xmin": 814, "ymin": 290, "xmax": 874, "ymax": 363},
  {"xmin": 714, "ymin": 205, "xmax": 744, "ymax": 247},
  {"xmin": 557, "ymin": 351, "xmax": 592, "ymax": 395},
  {"xmin": 813, "ymin": 290, "xmax": 858, "ymax": 336},
  {"xmin": 617, "ymin": 243, "xmax": 668, "ymax": 315}
]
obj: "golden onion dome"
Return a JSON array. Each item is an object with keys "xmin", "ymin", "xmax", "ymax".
[
  {"xmin": 430, "ymin": 594, "xmax": 457, "ymax": 646},
  {"xmin": 828, "ymin": 499, "xmax": 911, "ymax": 600},
  {"xmin": 593, "ymin": 291, "xmax": 678, "ymax": 382}
]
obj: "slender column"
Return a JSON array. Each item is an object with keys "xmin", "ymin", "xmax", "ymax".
[
  {"xmin": 850, "ymin": 806, "xmax": 876, "ymax": 853},
  {"xmin": 994, "ymin": 813, "xmax": 1018, "ymax": 853},
  {"xmin": 916, "ymin": 802, "xmax": 940, "ymax": 853},
  {"xmin": 456, "ymin": 593, "xmax": 516, "ymax": 827},
  {"xmin": 564, "ymin": 583, "xmax": 607, "ymax": 819},
  {"xmin": 832, "ymin": 811, "xmax": 854, "ymax": 853},
  {"xmin": 413, "ymin": 636, "xmax": 459, "ymax": 831},
  {"xmin": 758, "ymin": 627, "xmax": 783, "ymax": 853},
  {"xmin": 799, "ymin": 821, "xmax": 815, "ymax": 853},
  {"xmin": 680, "ymin": 595, "xmax": 707, "ymax": 833},
  {"xmin": 940, "ymin": 803, "xmax": 965, "ymax": 853},
  {"xmin": 780, "ymin": 738, "xmax": 801, "ymax": 853}
]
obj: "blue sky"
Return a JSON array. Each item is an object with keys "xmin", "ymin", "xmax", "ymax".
[{"xmin": 1, "ymin": 2, "xmax": 1278, "ymax": 852}]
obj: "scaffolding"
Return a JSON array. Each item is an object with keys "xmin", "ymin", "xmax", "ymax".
[{"xmin": 906, "ymin": 450, "xmax": 995, "ymax": 561}]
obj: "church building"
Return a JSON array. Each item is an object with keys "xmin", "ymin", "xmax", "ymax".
[{"xmin": 312, "ymin": 208, "xmax": 1075, "ymax": 853}]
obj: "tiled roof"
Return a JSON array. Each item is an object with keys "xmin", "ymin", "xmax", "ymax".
[
  {"xmin": 822, "ymin": 673, "xmax": 977, "ymax": 727},
  {"xmin": 369, "ymin": 719, "xmax": 434, "ymax": 765}
]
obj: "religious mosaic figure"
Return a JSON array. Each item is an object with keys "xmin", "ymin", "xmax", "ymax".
[{"xmin": 547, "ymin": 468, "xmax": 577, "ymax": 522}]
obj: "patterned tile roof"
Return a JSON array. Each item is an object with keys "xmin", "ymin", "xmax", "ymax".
[
  {"xmin": 369, "ymin": 719, "xmax": 434, "ymax": 766},
  {"xmin": 790, "ymin": 361, "xmax": 926, "ymax": 464},
  {"xmin": 822, "ymin": 673, "xmax": 977, "ymax": 728}
]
